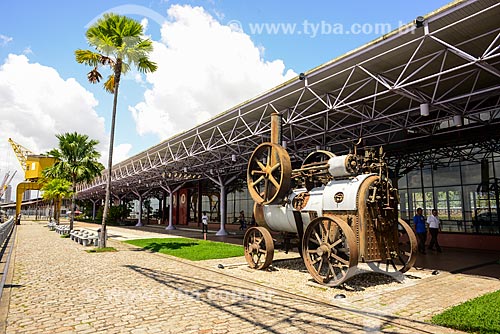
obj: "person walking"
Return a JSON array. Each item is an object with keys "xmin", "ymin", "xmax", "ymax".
[
  {"xmin": 201, "ymin": 211, "xmax": 209, "ymax": 234},
  {"xmin": 238, "ymin": 210, "xmax": 246, "ymax": 230},
  {"xmin": 427, "ymin": 209, "xmax": 442, "ymax": 252},
  {"xmin": 413, "ymin": 208, "xmax": 427, "ymax": 254}
]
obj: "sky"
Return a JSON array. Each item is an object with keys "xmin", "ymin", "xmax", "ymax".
[{"xmin": 0, "ymin": 0, "xmax": 453, "ymax": 199}]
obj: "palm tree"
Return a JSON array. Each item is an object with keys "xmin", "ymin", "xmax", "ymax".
[
  {"xmin": 44, "ymin": 132, "xmax": 104, "ymax": 231},
  {"xmin": 41, "ymin": 178, "xmax": 73, "ymax": 224},
  {"xmin": 75, "ymin": 13, "xmax": 157, "ymax": 247}
]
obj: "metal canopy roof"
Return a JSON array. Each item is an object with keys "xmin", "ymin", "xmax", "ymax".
[{"xmin": 77, "ymin": 0, "xmax": 500, "ymax": 199}]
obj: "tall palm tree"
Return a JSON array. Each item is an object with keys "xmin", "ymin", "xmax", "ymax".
[
  {"xmin": 75, "ymin": 13, "xmax": 157, "ymax": 247},
  {"xmin": 44, "ymin": 132, "xmax": 104, "ymax": 230},
  {"xmin": 40, "ymin": 178, "xmax": 73, "ymax": 224}
]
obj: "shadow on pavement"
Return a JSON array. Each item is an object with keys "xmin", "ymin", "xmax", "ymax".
[
  {"xmin": 414, "ymin": 248, "xmax": 500, "ymax": 279},
  {"xmin": 123, "ymin": 264, "xmax": 446, "ymax": 334}
]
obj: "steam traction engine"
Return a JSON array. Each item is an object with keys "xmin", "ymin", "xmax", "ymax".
[{"xmin": 243, "ymin": 114, "xmax": 417, "ymax": 286}]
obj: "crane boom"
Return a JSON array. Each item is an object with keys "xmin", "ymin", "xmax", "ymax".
[
  {"xmin": 8, "ymin": 138, "xmax": 34, "ymax": 172},
  {"xmin": 0, "ymin": 170, "xmax": 16, "ymax": 198},
  {"xmin": 6, "ymin": 170, "xmax": 16, "ymax": 186},
  {"xmin": 0, "ymin": 173, "xmax": 8, "ymax": 189}
]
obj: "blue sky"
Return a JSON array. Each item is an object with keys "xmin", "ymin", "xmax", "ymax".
[{"xmin": 0, "ymin": 0, "xmax": 452, "ymax": 191}]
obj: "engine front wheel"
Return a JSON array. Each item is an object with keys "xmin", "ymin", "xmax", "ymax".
[
  {"xmin": 302, "ymin": 216, "xmax": 358, "ymax": 286},
  {"xmin": 243, "ymin": 226, "xmax": 274, "ymax": 270}
]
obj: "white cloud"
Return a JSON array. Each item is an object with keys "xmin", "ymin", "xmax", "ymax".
[
  {"xmin": 140, "ymin": 18, "xmax": 149, "ymax": 33},
  {"xmin": 212, "ymin": 9, "xmax": 225, "ymax": 21},
  {"xmin": 112, "ymin": 143, "xmax": 133, "ymax": 164},
  {"xmin": 0, "ymin": 54, "xmax": 108, "ymax": 193},
  {"xmin": 130, "ymin": 5, "xmax": 296, "ymax": 140},
  {"xmin": 0, "ymin": 34, "xmax": 13, "ymax": 46},
  {"xmin": 134, "ymin": 73, "xmax": 144, "ymax": 84},
  {"xmin": 22, "ymin": 47, "xmax": 33, "ymax": 55}
]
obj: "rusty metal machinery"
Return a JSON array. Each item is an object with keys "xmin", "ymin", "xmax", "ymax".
[{"xmin": 245, "ymin": 113, "xmax": 417, "ymax": 286}]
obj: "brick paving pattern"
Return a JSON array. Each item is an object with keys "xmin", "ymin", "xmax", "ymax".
[{"xmin": 2, "ymin": 220, "xmax": 499, "ymax": 333}]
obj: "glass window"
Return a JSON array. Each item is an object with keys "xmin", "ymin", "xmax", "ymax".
[
  {"xmin": 494, "ymin": 155, "xmax": 500, "ymax": 179},
  {"xmin": 397, "ymin": 174, "xmax": 407, "ymax": 189},
  {"xmin": 489, "ymin": 158, "xmax": 494, "ymax": 182},
  {"xmin": 227, "ymin": 189, "xmax": 254, "ymax": 224},
  {"xmin": 399, "ymin": 190, "xmax": 409, "ymax": 220},
  {"xmin": 461, "ymin": 161, "xmax": 481, "ymax": 185},
  {"xmin": 407, "ymin": 169, "xmax": 421, "ymax": 189},
  {"xmin": 409, "ymin": 189, "xmax": 424, "ymax": 214},
  {"xmin": 469, "ymin": 188, "xmax": 499, "ymax": 234},
  {"xmin": 202, "ymin": 194, "xmax": 219, "ymax": 221},
  {"xmin": 435, "ymin": 186, "xmax": 462, "ymax": 221},
  {"xmin": 433, "ymin": 163, "xmax": 461, "ymax": 187},
  {"xmin": 463, "ymin": 185, "xmax": 476, "ymax": 222},
  {"xmin": 422, "ymin": 168, "xmax": 432, "ymax": 188},
  {"xmin": 423, "ymin": 188, "xmax": 434, "ymax": 216},
  {"xmin": 448, "ymin": 189, "xmax": 463, "ymax": 221}
]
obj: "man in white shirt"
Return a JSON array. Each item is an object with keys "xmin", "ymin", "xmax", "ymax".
[
  {"xmin": 427, "ymin": 209, "xmax": 442, "ymax": 252},
  {"xmin": 201, "ymin": 211, "xmax": 209, "ymax": 234}
]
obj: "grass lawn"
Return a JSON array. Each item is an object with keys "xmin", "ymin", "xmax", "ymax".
[
  {"xmin": 431, "ymin": 289, "xmax": 500, "ymax": 334},
  {"xmin": 86, "ymin": 247, "xmax": 117, "ymax": 253},
  {"xmin": 124, "ymin": 238, "xmax": 244, "ymax": 261}
]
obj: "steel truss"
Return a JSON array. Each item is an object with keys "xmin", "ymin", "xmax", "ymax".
[
  {"xmin": 77, "ymin": 0, "xmax": 500, "ymax": 200},
  {"xmin": 388, "ymin": 137, "xmax": 500, "ymax": 177}
]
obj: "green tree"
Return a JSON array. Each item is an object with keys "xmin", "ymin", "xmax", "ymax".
[
  {"xmin": 95, "ymin": 203, "xmax": 132, "ymax": 225},
  {"xmin": 75, "ymin": 13, "xmax": 157, "ymax": 247},
  {"xmin": 44, "ymin": 132, "xmax": 104, "ymax": 230},
  {"xmin": 41, "ymin": 178, "xmax": 73, "ymax": 224}
]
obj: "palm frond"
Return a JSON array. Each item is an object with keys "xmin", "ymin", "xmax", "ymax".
[
  {"xmin": 135, "ymin": 39, "xmax": 154, "ymax": 52},
  {"xmin": 120, "ymin": 62, "xmax": 130, "ymax": 75},
  {"xmin": 100, "ymin": 55, "xmax": 115, "ymax": 67},
  {"xmin": 87, "ymin": 67, "xmax": 103, "ymax": 84},
  {"xmin": 75, "ymin": 49, "xmax": 102, "ymax": 67},
  {"xmin": 104, "ymin": 75, "xmax": 115, "ymax": 93},
  {"xmin": 136, "ymin": 58, "xmax": 158, "ymax": 74}
]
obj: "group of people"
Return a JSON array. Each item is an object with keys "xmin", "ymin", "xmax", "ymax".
[
  {"xmin": 413, "ymin": 208, "xmax": 442, "ymax": 254},
  {"xmin": 200, "ymin": 210, "xmax": 252, "ymax": 234}
]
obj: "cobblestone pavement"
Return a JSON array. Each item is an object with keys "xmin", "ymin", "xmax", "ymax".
[{"xmin": 2, "ymin": 221, "xmax": 499, "ymax": 333}]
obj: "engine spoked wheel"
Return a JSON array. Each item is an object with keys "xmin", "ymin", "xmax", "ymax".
[
  {"xmin": 243, "ymin": 226, "xmax": 274, "ymax": 270},
  {"xmin": 302, "ymin": 216, "xmax": 358, "ymax": 286},
  {"xmin": 368, "ymin": 218, "xmax": 418, "ymax": 275},
  {"xmin": 247, "ymin": 143, "xmax": 291, "ymax": 205}
]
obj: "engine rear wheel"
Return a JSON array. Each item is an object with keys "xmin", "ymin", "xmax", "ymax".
[
  {"xmin": 367, "ymin": 219, "xmax": 418, "ymax": 275},
  {"xmin": 247, "ymin": 143, "xmax": 291, "ymax": 205}
]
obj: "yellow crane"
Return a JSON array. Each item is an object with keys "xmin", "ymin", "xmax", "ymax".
[
  {"xmin": 8, "ymin": 138, "xmax": 56, "ymax": 222},
  {"xmin": 0, "ymin": 170, "xmax": 16, "ymax": 200},
  {"xmin": 8, "ymin": 138, "xmax": 56, "ymax": 181}
]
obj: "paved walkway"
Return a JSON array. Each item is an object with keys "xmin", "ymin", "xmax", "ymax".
[{"xmin": 1, "ymin": 220, "xmax": 499, "ymax": 333}]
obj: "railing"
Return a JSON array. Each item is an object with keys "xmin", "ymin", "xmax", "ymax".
[
  {"xmin": 441, "ymin": 220, "xmax": 500, "ymax": 234},
  {"xmin": 0, "ymin": 216, "xmax": 16, "ymax": 303},
  {"xmin": 0, "ymin": 217, "xmax": 15, "ymax": 247},
  {"xmin": 400, "ymin": 218, "xmax": 500, "ymax": 234}
]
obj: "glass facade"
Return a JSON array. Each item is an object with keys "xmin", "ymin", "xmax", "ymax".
[
  {"xmin": 201, "ymin": 190, "xmax": 255, "ymax": 226},
  {"xmin": 398, "ymin": 152, "xmax": 500, "ymax": 234}
]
